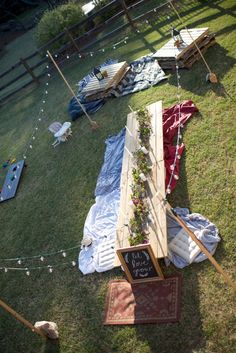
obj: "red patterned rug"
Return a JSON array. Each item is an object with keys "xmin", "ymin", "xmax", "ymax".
[{"xmin": 103, "ymin": 276, "xmax": 182, "ymax": 325}]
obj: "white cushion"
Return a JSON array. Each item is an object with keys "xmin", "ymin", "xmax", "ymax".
[{"xmin": 168, "ymin": 228, "xmax": 201, "ymax": 263}]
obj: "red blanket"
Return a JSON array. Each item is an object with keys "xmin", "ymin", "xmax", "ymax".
[{"xmin": 163, "ymin": 100, "xmax": 199, "ymax": 192}]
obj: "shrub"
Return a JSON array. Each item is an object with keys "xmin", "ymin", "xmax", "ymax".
[{"xmin": 35, "ymin": 2, "xmax": 86, "ymax": 50}]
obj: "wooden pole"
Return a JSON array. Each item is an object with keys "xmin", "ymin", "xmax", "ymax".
[
  {"xmin": 155, "ymin": 191, "xmax": 236, "ymax": 293},
  {"xmin": 46, "ymin": 50, "xmax": 99, "ymax": 130},
  {"xmin": 120, "ymin": 0, "xmax": 136, "ymax": 30},
  {"xmin": 0, "ymin": 298, "xmax": 47, "ymax": 338},
  {"xmin": 64, "ymin": 27, "xmax": 80, "ymax": 53},
  {"xmin": 20, "ymin": 58, "xmax": 40, "ymax": 85},
  {"xmin": 169, "ymin": 1, "xmax": 217, "ymax": 83}
]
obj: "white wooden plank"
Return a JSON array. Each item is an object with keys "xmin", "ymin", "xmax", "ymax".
[
  {"xmin": 153, "ymin": 28, "xmax": 209, "ymax": 60},
  {"xmin": 114, "ymin": 101, "xmax": 167, "ymax": 267}
]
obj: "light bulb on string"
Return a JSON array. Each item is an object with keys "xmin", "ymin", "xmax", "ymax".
[
  {"xmin": 102, "ymin": 49, "xmax": 105, "ymax": 52},
  {"xmin": 174, "ymin": 174, "xmax": 179, "ymax": 180},
  {"xmin": 177, "ymin": 154, "xmax": 181, "ymax": 159},
  {"xmin": 48, "ymin": 266, "xmax": 53, "ymax": 273},
  {"xmin": 90, "ymin": 52, "xmax": 93, "ymax": 57},
  {"xmin": 154, "ymin": 8, "xmax": 157, "ymax": 12},
  {"xmin": 47, "ymin": 73, "xmax": 51, "ymax": 77},
  {"xmin": 35, "ymin": 127, "xmax": 38, "ymax": 131},
  {"xmin": 145, "ymin": 20, "xmax": 149, "ymax": 24},
  {"xmin": 113, "ymin": 46, "xmax": 116, "ymax": 50},
  {"xmin": 17, "ymin": 259, "xmax": 22, "ymax": 265},
  {"xmin": 66, "ymin": 55, "xmax": 69, "ymax": 59},
  {"xmin": 62, "ymin": 251, "xmax": 66, "ymax": 257},
  {"xmin": 72, "ymin": 261, "xmax": 76, "ymax": 267},
  {"xmin": 41, "ymin": 109, "xmax": 44, "ymax": 112},
  {"xmin": 136, "ymin": 29, "xmax": 140, "ymax": 33},
  {"xmin": 25, "ymin": 268, "xmax": 30, "ymax": 276},
  {"xmin": 43, "ymin": 100, "xmax": 46, "ymax": 104},
  {"xmin": 78, "ymin": 54, "xmax": 82, "ymax": 58},
  {"xmin": 46, "ymin": 82, "xmax": 49, "ymax": 86},
  {"xmin": 38, "ymin": 118, "xmax": 41, "ymax": 121},
  {"xmin": 170, "ymin": 164, "xmax": 174, "ymax": 171},
  {"xmin": 166, "ymin": 187, "xmax": 171, "ymax": 194},
  {"xmin": 23, "ymin": 155, "xmax": 27, "ymax": 159},
  {"xmin": 45, "ymin": 90, "xmax": 48, "ymax": 94},
  {"xmin": 124, "ymin": 40, "xmax": 127, "ymax": 44},
  {"xmin": 46, "ymin": 54, "xmax": 49, "ymax": 58},
  {"xmin": 4, "ymin": 268, "xmax": 8, "ymax": 273},
  {"xmin": 32, "ymin": 136, "xmax": 35, "ymax": 140},
  {"xmin": 46, "ymin": 65, "xmax": 49, "ymax": 69},
  {"xmin": 40, "ymin": 256, "xmax": 44, "ymax": 262},
  {"xmin": 54, "ymin": 54, "xmax": 58, "ymax": 58},
  {"xmin": 29, "ymin": 145, "xmax": 33, "ymax": 149}
]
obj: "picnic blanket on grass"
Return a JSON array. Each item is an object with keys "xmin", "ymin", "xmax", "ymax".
[
  {"xmin": 68, "ymin": 56, "xmax": 166, "ymax": 121},
  {"xmin": 78, "ymin": 101, "xmax": 219, "ymax": 274}
]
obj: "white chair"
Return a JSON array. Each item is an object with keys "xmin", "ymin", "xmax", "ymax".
[{"xmin": 48, "ymin": 122, "xmax": 72, "ymax": 147}]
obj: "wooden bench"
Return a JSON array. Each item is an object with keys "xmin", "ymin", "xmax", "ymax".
[{"xmin": 114, "ymin": 101, "xmax": 167, "ymax": 267}]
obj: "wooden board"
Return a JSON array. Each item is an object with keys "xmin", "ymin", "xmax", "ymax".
[
  {"xmin": 116, "ymin": 244, "xmax": 164, "ymax": 283},
  {"xmin": 81, "ymin": 62, "xmax": 129, "ymax": 95},
  {"xmin": 153, "ymin": 28, "xmax": 209, "ymax": 60},
  {"xmin": 114, "ymin": 101, "xmax": 167, "ymax": 267},
  {"xmin": 0, "ymin": 160, "xmax": 25, "ymax": 203}
]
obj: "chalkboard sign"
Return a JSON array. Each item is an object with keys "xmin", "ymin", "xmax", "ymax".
[{"xmin": 117, "ymin": 244, "xmax": 164, "ymax": 283}]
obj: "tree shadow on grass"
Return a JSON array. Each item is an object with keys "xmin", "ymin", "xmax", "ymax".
[{"xmin": 167, "ymin": 43, "xmax": 236, "ymax": 98}]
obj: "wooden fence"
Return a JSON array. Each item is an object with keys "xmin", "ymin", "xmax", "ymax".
[{"xmin": 0, "ymin": 0, "xmax": 170, "ymax": 104}]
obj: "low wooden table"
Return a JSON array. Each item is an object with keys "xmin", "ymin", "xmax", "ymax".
[
  {"xmin": 81, "ymin": 61, "xmax": 130, "ymax": 101},
  {"xmin": 114, "ymin": 101, "xmax": 167, "ymax": 267},
  {"xmin": 153, "ymin": 28, "xmax": 216, "ymax": 69}
]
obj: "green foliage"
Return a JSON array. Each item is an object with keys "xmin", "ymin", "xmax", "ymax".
[{"xmin": 35, "ymin": 2, "xmax": 86, "ymax": 49}]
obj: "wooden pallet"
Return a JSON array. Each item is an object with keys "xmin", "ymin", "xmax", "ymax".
[
  {"xmin": 81, "ymin": 62, "xmax": 129, "ymax": 100},
  {"xmin": 114, "ymin": 101, "xmax": 167, "ymax": 267},
  {"xmin": 153, "ymin": 28, "xmax": 216, "ymax": 69}
]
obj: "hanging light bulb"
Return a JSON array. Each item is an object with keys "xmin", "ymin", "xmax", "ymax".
[
  {"xmin": 174, "ymin": 174, "xmax": 179, "ymax": 180},
  {"xmin": 26, "ymin": 268, "xmax": 30, "ymax": 276},
  {"xmin": 43, "ymin": 100, "xmax": 46, "ymax": 103},
  {"xmin": 145, "ymin": 20, "xmax": 149, "ymax": 24},
  {"xmin": 4, "ymin": 268, "xmax": 8, "ymax": 273},
  {"xmin": 46, "ymin": 82, "xmax": 49, "ymax": 86},
  {"xmin": 46, "ymin": 65, "xmax": 49, "ymax": 69},
  {"xmin": 78, "ymin": 54, "xmax": 82, "ymax": 58},
  {"xmin": 136, "ymin": 29, "xmax": 140, "ymax": 33},
  {"xmin": 90, "ymin": 52, "xmax": 93, "ymax": 57},
  {"xmin": 139, "ymin": 173, "xmax": 147, "ymax": 181},
  {"xmin": 66, "ymin": 55, "xmax": 69, "ymax": 59},
  {"xmin": 124, "ymin": 40, "xmax": 127, "ymax": 44},
  {"xmin": 45, "ymin": 90, "xmax": 48, "ymax": 94},
  {"xmin": 46, "ymin": 54, "xmax": 49, "ymax": 58},
  {"xmin": 166, "ymin": 187, "xmax": 171, "ymax": 194},
  {"xmin": 113, "ymin": 46, "xmax": 116, "ymax": 50},
  {"xmin": 35, "ymin": 127, "xmax": 38, "ymax": 131},
  {"xmin": 48, "ymin": 266, "xmax": 53, "ymax": 273},
  {"xmin": 154, "ymin": 8, "xmax": 157, "ymax": 12},
  {"xmin": 29, "ymin": 145, "xmax": 33, "ymax": 149},
  {"xmin": 170, "ymin": 164, "xmax": 175, "ymax": 171},
  {"xmin": 17, "ymin": 259, "xmax": 22, "ymax": 265},
  {"xmin": 47, "ymin": 73, "xmax": 51, "ymax": 77},
  {"xmin": 32, "ymin": 136, "xmax": 35, "ymax": 140},
  {"xmin": 40, "ymin": 256, "xmax": 44, "ymax": 262},
  {"xmin": 102, "ymin": 48, "xmax": 105, "ymax": 52},
  {"xmin": 62, "ymin": 251, "xmax": 67, "ymax": 257},
  {"xmin": 38, "ymin": 118, "xmax": 41, "ymax": 121},
  {"xmin": 72, "ymin": 261, "xmax": 76, "ymax": 267},
  {"xmin": 23, "ymin": 155, "xmax": 27, "ymax": 159},
  {"xmin": 41, "ymin": 109, "xmax": 44, "ymax": 112}
]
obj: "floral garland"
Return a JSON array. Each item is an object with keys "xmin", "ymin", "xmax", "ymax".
[{"xmin": 129, "ymin": 108, "xmax": 153, "ymax": 246}]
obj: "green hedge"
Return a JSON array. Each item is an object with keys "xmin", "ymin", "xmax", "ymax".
[{"xmin": 35, "ymin": 2, "xmax": 86, "ymax": 50}]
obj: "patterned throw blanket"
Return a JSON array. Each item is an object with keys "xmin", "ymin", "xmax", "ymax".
[{"xmin": 68, "ymin": 56, "xmax": 166, "ymax": 121}]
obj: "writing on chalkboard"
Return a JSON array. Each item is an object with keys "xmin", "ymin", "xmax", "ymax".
[{"xmin": 117, "ymin": 244, "xmax": 164, "ymax": 283}]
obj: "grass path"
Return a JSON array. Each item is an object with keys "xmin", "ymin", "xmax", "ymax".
[{"xmin": 0, "ymin": 1, "xmax": 235, "ymax": 352}]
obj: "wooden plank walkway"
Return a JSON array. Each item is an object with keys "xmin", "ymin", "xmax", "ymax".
[{"xmin": 114, "ymin": 101, "xmax": 167, "ymax": 267}]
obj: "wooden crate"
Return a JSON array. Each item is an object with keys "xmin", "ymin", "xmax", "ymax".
[{"xmin": 114, "ymin": 101, "xmax": 167, "ymax": 267}]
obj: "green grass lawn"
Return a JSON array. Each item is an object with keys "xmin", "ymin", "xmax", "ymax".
[{"xmin": 0, "ymin": 1, "xmax": 236, "ymax": 352}]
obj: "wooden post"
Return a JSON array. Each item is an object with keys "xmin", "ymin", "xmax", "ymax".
[
  {"xmin": 47, "ymin": 50, "xmax": 99, "ymax": 130},
  {"xmin": 64, "ymin": 27, "xmax": 80, "ymax": 53},
  {"xmin": 155, "ymin": 192, "xmax": 236, "ymax": 294},
  {"xmin": 120, "ymin": 0, "xmax": 136, "ymax": 30},
  {"xmin": 20, "ymin": 58, "xmax": 39, "ymax": 84},
  {"xmin": 0, "ymin": 298, "xmax": 47, "ymax": 338}
]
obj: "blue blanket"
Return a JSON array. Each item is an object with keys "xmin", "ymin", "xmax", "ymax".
[{"xmin": 68, "ymin": 56, "xmax": 166, "ymax": 121}]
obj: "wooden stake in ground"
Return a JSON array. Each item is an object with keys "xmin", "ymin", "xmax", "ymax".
[
  {"xmin": 0, "ymin": 298, "xmax": 47, "ymax": 338},
  {"xmin": 155, "ymin": 192, "xmax": 236, "ymax": 293},
  {"xmin": 169, "ymin": 1, "xmax": 218, "ymax": 83},
  {"xmin": 47, "ymin": 50, "xmax": 99, "ymax": 130}
]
